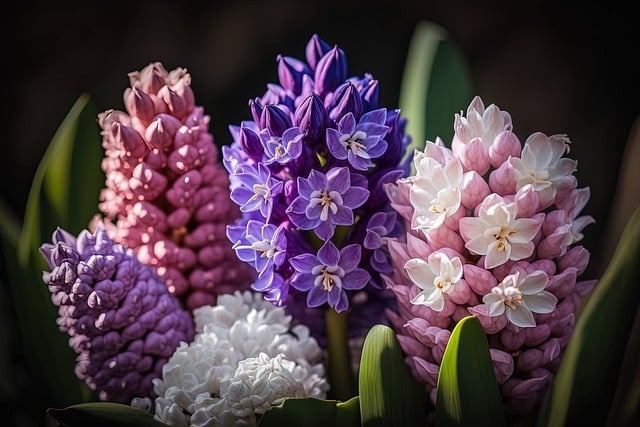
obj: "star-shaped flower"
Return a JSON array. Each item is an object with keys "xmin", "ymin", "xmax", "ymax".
[
  {"xmin": 482, "ymin": 270, "xmax": 557, "ymax": 327},
  {"xmin": 286, "ymin": 167, "xmax": 369, "ymax": 240},
  {"xmin": 404, "ymin": 252, "xmax": 463, "ymax": 312},
  {"xmin": 326, "ymin": 108, "xmax": 389, "ymax": 170},
  {"xmin": 289, "ymin": 240, "xmax": 370, "ymax": 312}
]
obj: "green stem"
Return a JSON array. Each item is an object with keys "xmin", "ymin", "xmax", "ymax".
[{"xmin": 326, "ymin": 308, "xmax": 356, "ymax": 401}]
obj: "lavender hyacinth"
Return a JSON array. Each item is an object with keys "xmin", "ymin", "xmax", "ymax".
[
  {"xmin": 223, "ymin": 34, "xmax": 410, "ymax": 338},
  {"xmin": 39, "ymin": 224, "xmax": 194, "ymax": 404},
  {"xmin": 384, "ymin": 96, "xmax": 597, "ymax": 418},
  {"xmin": 97, "ymin": 62, "xmax": 255, "ymax": 310}
]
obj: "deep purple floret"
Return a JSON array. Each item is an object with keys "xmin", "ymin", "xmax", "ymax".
[
  {"xmin": 39, "ymin": 224, "xmax": 194, "ymax": 403},
  {"xmin": 289, "ymin": 240, "xmax": 370, "ymax": 312},
  {"xmin": 326, "ymin": 108, "xmax": 389, "ymax": 171},
  {"xmin": 230, "ymin": 162, "xmax": 283, "ymax": 221},
  {"xmin": 286, "ymin": 167, "xmax": 369, "ymax": 240}
]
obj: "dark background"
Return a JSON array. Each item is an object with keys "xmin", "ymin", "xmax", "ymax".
[{"xmin": 1, "ymin": 0, "xmax": 639, "ymax": 425}]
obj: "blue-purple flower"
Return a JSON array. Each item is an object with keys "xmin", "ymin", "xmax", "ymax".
[
  {"xmin": 287, "ymin": 167, "xmax": 369, "ymax": 240},
  {"xmin": 290, "ymin": 241, "xmax": 370, "ymax": 312},
  {"xmin": 222, "ymin": 33, "xmax": 410, "ymax": 341},
  {"xmin": 230, "ymin": 162, "xmax": 283, "ymax": 220},
  {"xmin": 326, "ymin": 109, "xmax": 389, "ymax": 170}
]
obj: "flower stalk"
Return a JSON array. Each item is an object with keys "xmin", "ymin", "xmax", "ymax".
[{"xmin": 325, "ymin": 308, "xmax": 356, "ymax": 401}]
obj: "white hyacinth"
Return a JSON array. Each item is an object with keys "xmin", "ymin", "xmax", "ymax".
[{"xmin": 135, "ymin": 290, "xmax": 329, "ymax": 427}]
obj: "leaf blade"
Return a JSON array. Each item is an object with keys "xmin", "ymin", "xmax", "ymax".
[
  {"xmin": 358, "ymin": 324, "xmax": 429, "ymax": 427},
  {"xmin": 436, "ymin": 315, "xmax": 506, "ymax": 427}
]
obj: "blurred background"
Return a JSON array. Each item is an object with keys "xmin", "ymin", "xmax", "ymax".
[{"xmin": 1, "ymin": 0, "xmax": 639, "ymax": 425}]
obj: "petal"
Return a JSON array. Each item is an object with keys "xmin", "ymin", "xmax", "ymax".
[
  {"xmin": 524, "ymin": 291, "xmax": 557, "ymax": 314},
  {"xmin": 317, "ymin": 241, "xmax": 340, "ymax": 265},
  {"xmin": 289, "ymin": 253, "xmax": 319, "ymax": 273},
  {"xmin": 326, "ymin": 128, "xmax": 347, "ymax": 159},
  {"xmin": 342, "ymin": 186, "xmax": 370, "ymax": 208},
  {"xmin": 484, "ymin": 240, "xmax": 510, "ymax": 269},
  {"xmin": 343, "ymin": 268, "xmax": 370, "ymax": 290},
  {"xmin": 404, "ymin": 258, "xmax": 436, "ymax": 290},
  {"xmin": 339, "ymin": 244, "xmax": 361, "ymax": 271},
  {"xmin": 506, "ymin": 304, "xmax": 536, "ymax": 328},
  {"xmin": 332, "ymin": 205, "xmax": 354, "ymax": 225},
  {"xmin": 519, "ymin": 270, "xmax": 549, "ymax": 294},
  {"xmin": 307, "ymin": 286, "xmax": 328, "ymax": 307}
]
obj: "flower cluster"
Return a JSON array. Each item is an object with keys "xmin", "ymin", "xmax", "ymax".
[
  {"xmin": 134, "ymin": 290, "xmax": 328, "ymax": 426},
  {"xmin": 383, "ymin": 96, "xmax": 597, "ymax": 414},
  {"xmin": 39, "ymin": 224, "xmax": 195, "ymax": 404},
  {"xmin": 222, "ymin": 34, "xmax": 410, "ymax": 342},
  {"xmin": 96, "ymin": 62, "xmax": 255, "ymax": 311}
]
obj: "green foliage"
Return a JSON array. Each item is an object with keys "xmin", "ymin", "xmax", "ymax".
[
  {"xmin": 47, "ymin": 402, "xmax": 170, "ymax": 427},
  {"xmin": 0, "ymin": 93, "xmax": 104, "ymax": 418},
  {"xmin": 537, "ymin": 207, "xmax": 640, "ymax": 427},
  {"xmin": 358, "ymin": 324, "xmax": 429, "ymax": 427},
  {"xmin": 436, "ymin": 316, "xmax": 506, "ymax": 427},
  {"xmin": 259, "ymin": 396, "xmax": 360, "ymax": 427},
  {"xmin": 399, "ymin": 19, "xmax": 474, "ymax": 169}
]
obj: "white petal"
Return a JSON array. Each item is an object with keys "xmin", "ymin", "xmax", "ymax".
[
  {"xmin": 524, "ymin": 291, "xmax": 557, "ymax": 314},
  {"xmin": 484, "ymin": 240, "xmax": 509, "ymax": 269},
  {"xmin": 508, "ymin": 241, "xmax": 534, "ymax": 261},
  {"xmin": 519, "ymin": 270, "xmax": 549, "ymax": 294},
  {"xmin": 506, "ymin": 304, "xmax": 536, "ymax": 328},
  {"xmin": 404, "ymin": 259, "xmax": 436, "ymax": 290}
]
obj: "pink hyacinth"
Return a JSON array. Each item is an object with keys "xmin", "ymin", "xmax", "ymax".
[
  {"xmin": 96, "ymin": 62, "xmax": 255, "ymax": 310},
  {"xmin": 384, "ymin": 96, "xmax": 597, "ymax": 418}
]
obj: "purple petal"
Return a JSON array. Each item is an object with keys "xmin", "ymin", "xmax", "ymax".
[
  {"xmin": 317, "ymin": 241, "xmax": 340, "ymax": 265},
  {"xmin": 361, "ymin": 108, "xmax": 387, "ymax": 125},
  {"xmin": 326, "ymin": 128, "xmax": 347, "ymax": 159},
  {"xmin": 307, "ymin": 286, "xmax": 328, "ymax": 307},
  {"xmin": 326, "ymin": 167, "xmax": 350, "ymax": 193},
  {"xmin": 343, "ymin": 268, "xmax": 370, "ymax": 290},
  {"xmin": 342, "ymin": 186, "xmax": 369, "ymax": 208},
  {"xmin": 314, "ymin": 220, "xmax": 335, "ymax": 241},
  {"xmin": 338, "ymin": 244, "xmax": 361, "ymax": 272},
  {"xmin": 291, "ymin": 272, "xmax": 315, "ymax": 292},
  {"xmin": 338, "ymin": 113, "xmax": 357, "ymax": 134},
  {"xmin": 332, "ymin": 205, "xmax": 354, "ymax": 226},
  {"xmin": 289, "ymin": 253, "xmax": 319, "ymax": 274}
]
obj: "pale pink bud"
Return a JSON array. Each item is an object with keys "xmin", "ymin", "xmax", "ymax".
[
  {"xmin": 514, "ymin": 185, "xmax": 540, "ymax": 218},
  {"xmin": 405, "ymin": 232, "xmax": 433, "ymax": 260},
  {"xmin": 463, "ymin": 264, "xmax": 498, "ymax": 295},
  {"xmin": 500, "ymin": 325, "xmax": 526, "ymax": 351},
  {"xmin": 468, "ymin": 304, "xmax": 508, "ymax": 334},
  {"xmin": 489, "ymin": 130, "xmax": 521, "ymax": 167},
  {"xmin": 460, "ymin": 137, "xmax": 491, "ymax": 174},
  {"xmin": 424, "ymin": 223, "xmax": 465, "ymax": 253},
  {"xmin": 546, "ymin": 267, "xmax": 578, "ymax": 299},
  {"xmin": 166, "ymin": 208, "xmax": 191, "ymax": 229},
  {"xmin": 488, "ymin": 161, "xmax": 518, "ymax": 196},
  {"xmin": 558, "ymin": 246, "xmax": 590, "ymax": 274},
  {"xmin": 523, "ymin": 322, "xmax": 551, "ymax": 346},
  {"xmin": 490, "ymin": 349, "xmax": 514, "ymax": 384},
  {"xmin": 412, "ymin": 357, "xmax": 440, "ymax": 388},
  {"xmin": 460, "ymin": 171, "xmax": 490, "ymax": 209}
]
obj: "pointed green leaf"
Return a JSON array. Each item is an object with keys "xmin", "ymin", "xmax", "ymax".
[
  {"xmin": 537, "ymin": 207, "xmax": 640, "ymax": 427},
  {"xmin": 18, "ymin": 92, "xmax": 103, "ymax": 268},
  {"xmin": 399, "ymin": 20, "xmax": 474, "ymax": 168},
  {"xmin": 359, "ymin": 324, "xmax": 429, "ymax": 427},
  {"xmin": 47, "ymin": 402, "xmax": 169, "ymax": 427},
  {"xmin": 6, "ymin": 93, "xmax": 102, "ymax": 408},
  {"xmin": 436, "ymin": 315, "xmax": 506, "ymax": 427},
  {"xmin": 0, "ymin": 196, "xmax": 21, "ymax": 249},
  {"xmin": 258, "ymin": 396, "xmax": 360, "ymax": 427}
]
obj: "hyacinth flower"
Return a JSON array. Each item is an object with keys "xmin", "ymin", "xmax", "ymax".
[
  {"xmin": 96, "ymin": 62, "xmax": 255, "ymax": 310},
  {"xmin": 383, "ymin": 96, "xmax": 597, "ymax": 419},
  {"xmin": 222, "ymin": 34, "xmax": 411, "ymax": 397},
  {"xmin": 132, "ymin": 290, "xmax": 328, "ymax": 426},
  {"xmin": 39, "ymin": 224, "xmax": 195, "ymax": 404}
]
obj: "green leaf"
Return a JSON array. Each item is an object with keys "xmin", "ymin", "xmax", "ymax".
[
  {"xmin": 258, "ymin": 396, "xmax": 360, "ymax": 427},
  {"xmin": 436, "ymin": 315, "xmax": 506, "ymax": 427},
  {"xmin": 358, "ymin": 324, "xmax": 429, "ymax": 427},
  {"xmin": 537, "ymin": 207, "xmax": 640, "ymax": 427},
  {"xmin": 17, "ymin": 92, "xmax": 103, "ymax": 268},
  {"xmin": 6, "ymin": 93, "xmax": 103, "ymax": 407},
  {"xmin": 0, "ymin": 196, "xmax": 21, "ymax": 249},
  {"xmin": 399, "ymin": 20, "xmax": 474, "ymax": 168},
  {"xmin": 47, "ymin": 402, "xmax": 169, "ymax": 427}
]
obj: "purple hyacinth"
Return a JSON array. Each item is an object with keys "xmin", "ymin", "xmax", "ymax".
[
  {"xmin": 39, "ymin": 224, "xmax": 195, "ymax": 404},
  {"xmin": 223, "ymin": 33, "xmax": 411, "ymax": 348}
]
